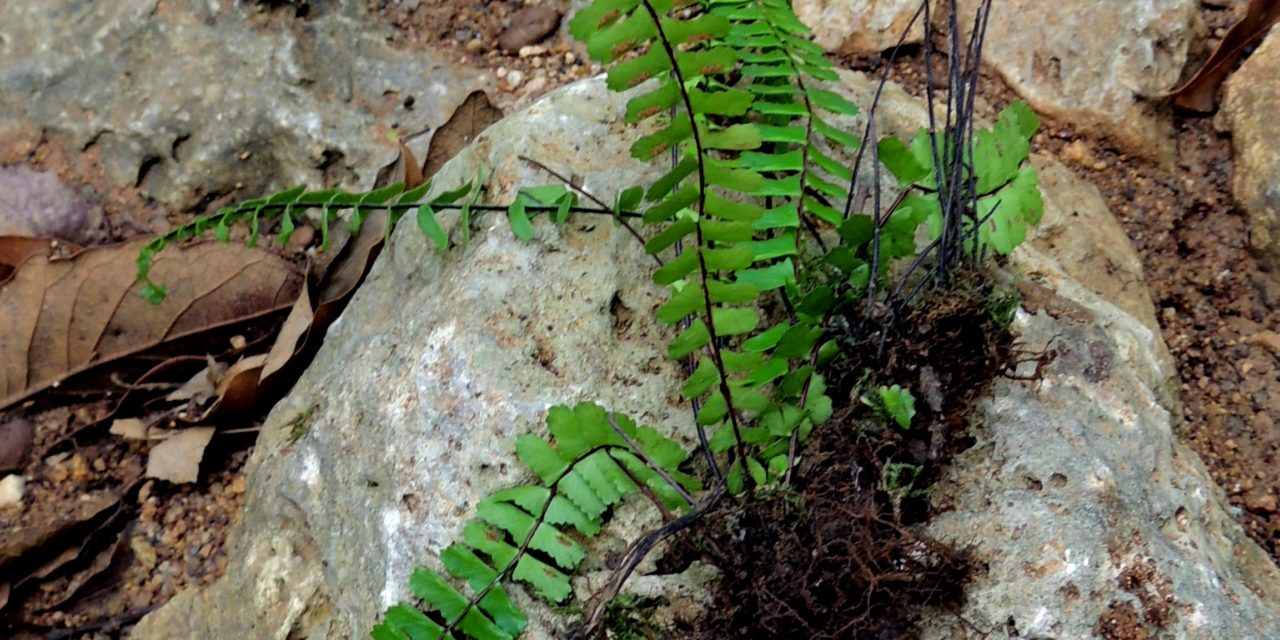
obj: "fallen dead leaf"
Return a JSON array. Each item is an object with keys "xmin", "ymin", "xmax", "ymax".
[
  {"xmin": 402, "ymin": 140, "xmax": 425, "ymax": 190},
  {"xmin": 259, "ymin": 211, "xmax": 390, "ymax": 390},
  {"xmin": 144, "ymin": 427, "xmax": 215, "ymax": 484},
  {"xmin": 0, "ymin": 487, "xmax": 124, "ymax": 585},
  {"xmin": 108, "ymin": 418, "xmax": 148, "ymax": 441},
  {"xmin": 165, "ymin": 356, "xmax": 226, "ymax": 403},
  {"xmin": 374, "ymin": 139, "xmax": 426, "ymax": 191},
  {"xmin": 204, "ymin": 354, "xmax": 269, "ymax": 418},
  {"xmin": 0, "ymin": 238, "xmax": 305, "ymax": 411},
  {"xmin": 41, "ymin": 530, "xmax": 124, "ymax": 611},
  {"xmin": 0, "ymin": 236, "xmax": 79, "ymax": 285},
  {"xmin": 260, "ymin": 284, "xmax": 315, "ymax": 383},
  {"xmin": 423, "ymin": 90, "xmax": 503, "ymax": 179},
  {"xmin": 1168, "ymin": 0, "xmax": 1280, "ymax": 112}
]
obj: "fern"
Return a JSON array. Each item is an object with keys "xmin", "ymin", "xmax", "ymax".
[
  {"xmin": 878, "ymin": 101, "xmax": 1043, "ymax": 257},
  {"xmin": 134, "ymin": 178, "xmax": 602, "ymax": 303},
  {"xmin": 370, "ymin": 403, "xmax": 698, "ymax": 640},
  {"xmin": 133, "ymin": 1, "xmax": 1044, "ymax": 637}
]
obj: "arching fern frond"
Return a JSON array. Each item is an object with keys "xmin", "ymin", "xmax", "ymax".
[
  {"xmin": 371, "ymin": 403, "xmax": 699, "ymax": 640},
  {"xmin": 878, "ymin": 101, "xmax": 1043, "ymax": 257}
]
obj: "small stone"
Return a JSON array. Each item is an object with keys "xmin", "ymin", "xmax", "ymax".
[
  {"xmin": 0, "ymin": 166, "xmax": 104, "ymax": 243},
  {"xmin": 69, "ymin": 453, "xmax": 92, "ymax": 482},
  {"xmin": 524, "ymin": 75, "xmax": 550, "ymax": 96},
  {"xmin": 45, "ymin": 452, "xmax": 70, "ymax": 482},
  {"xmin": 131, "ymin": 535, "xmax": 159, "ymax": 570},
  {"xmin": 497, "ymin": 6, "xmax": 561, "ymax": 52},
  {"xmin": 505, "ymin": 69, "xmax": 526, "ymax": 90},
  {"xmin": 1245, "ymin": 492, "xmax": 1279, "ymax": 514},
  {"xmin": 1249, "ymin": 330, "xmax": 1280, "ymax": 357},
  {"xmin": 0, "ymin": 473, "xmax": 25, "ymax": 508},
  {"xmin": 1060, "ymin": 139, "xmax": 1091, "ymax": 165},
  {"xmin": 0, "ymin": 418, "xmax": 34, "ymax": 473}
]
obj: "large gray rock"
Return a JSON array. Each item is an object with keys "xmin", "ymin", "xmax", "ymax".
[
  {"xmin": 792, "ymin": 0, "xmax": 923, "ymax": 55},
  {"xmin": 134, "ymin": 73, "xmax": 1280, "ymax": 639},
  {"xmin": 1223, "ymin": 26, "xmax": 1280, "ymax": 272},
  {"xmin": 919, "ymin": 177, "xmax": 1280, "ymax": 639},
  {"xmin": 960, "ymin": 0, "xmax": 1200, "ymax": 162},
  {"xmin": 0, "ymin": 0, "xmax": 485, "ymax": 209}
]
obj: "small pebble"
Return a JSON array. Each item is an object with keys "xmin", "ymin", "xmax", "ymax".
[
  {"xmin": 497, "ymin": 6, "xmax": 562, "ymax": 52},
  {"xmin": 0, "ymin": 418, "xmax": 34, "ymax": 473},
  {"xmin": 0, "ymin": 473, "xmax": 26, "ymax": 508},
  {"xmin": 518, "ymin": 45, "xmax": 547, "ymax": 58}
]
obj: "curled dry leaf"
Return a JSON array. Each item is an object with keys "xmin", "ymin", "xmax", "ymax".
[
  {"xmin": 165, "ymin": 356, "xmax": 226, "ymax": 403},
  {"xmin": 1168, "ymin": 0, "xmax": 1280, "ymax": 112},
  {"xmin": 423, "ymin": 90, "xmax": 503, "ymax": 179},
  {"xmin": 0, "ymin": 238, "xmax": 304, "ymax": 412},
  {"xmin": 40, "ymin": 529, "xmax": 125, "ymax": 611},
  {"xmin": 109, "ymin": 418, "xmax": 149, "ymax": 441},
  {"xmin": 144, "ymin": 427, "xmax": 215, "ymax": 484},
  {"xmin": 258, "ymin": 210, "xmax": 390, "ymax": 390},
  {"xmin": 260, "ymin": 285, "xmax": 315, "ymax": 384},
  {"xmin": 0, "ymin": 236, "xmax": 80, "ymax": 286},
  {"xmin": 0, "ymin": 488, "xmax": 124, "ymax": 602},
  {"xmin": 401, "ymin": 141, "xmax": 425, "ymax": 190}
]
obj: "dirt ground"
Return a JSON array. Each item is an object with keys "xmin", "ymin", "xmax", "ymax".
[{"xmin": 2, "ymin": 1, "xmax": 1278, "ymax": 638}]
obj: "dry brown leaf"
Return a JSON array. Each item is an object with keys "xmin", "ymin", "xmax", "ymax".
[
  {"xmin": 0, "ymin": 238, "xmax": 304, "ymax": 411},
  {"xmin": 0, "ymin": 489, "xmax": 120, "ymax": 569},
  {"xmin": 0, "ymin": 237, "xmax": 63, "ymax": 269},
  {"xmin": 402, "ymin": 141, "xmax": 425, "ymax": 189},
  {"xmin": 423, "ymin": 90, "xmax": 503, "ymax": 179},
  {"xmin": 41, "ymin": 531, "xmax": 124, "ymax": 611},
  {"xmin": 373, "ymin": 139, "xmax": 426, "ymax": 191},
  {"xmin": 1168, "ymin": 0, "xmax": 1280, "ymax": 112},
  {"xmin": 0, "ymin": 237, "xmax": 79, "ymax": 285},
  {"xmin": 205, "ymin": 354, "xmax": 269, "ymax": 417},
  {"xmin": 259, "ymin": 211, "xmax": 390, "ymax": 390},
  {"xmin": 261, "ymin": 283, "xmax": 315, "ymax": 383},
  {"xmin": 108, "ymin": 418, "xmax": 148, "ymax": 441},
  {"xmin": 165, "ymin": 356, "xmax": 226, "ymax": 403},
  {"xmin": 145, "ymin": 426, "xmax": 215, "ymax": 483}
]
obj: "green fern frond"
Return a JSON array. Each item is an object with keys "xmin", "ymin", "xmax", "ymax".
[
  {"xmin": 878, "ymin": 101, "xmax": 1043, "ymax": 256},
  {"xmin": 372, "ymin": 402, "xmax": 697, "ymax": 640}
]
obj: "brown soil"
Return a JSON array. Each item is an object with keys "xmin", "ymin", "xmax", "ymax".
[{"xmin": 371, "ymin": 0, "xmax": 597, "ymax": 110}]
